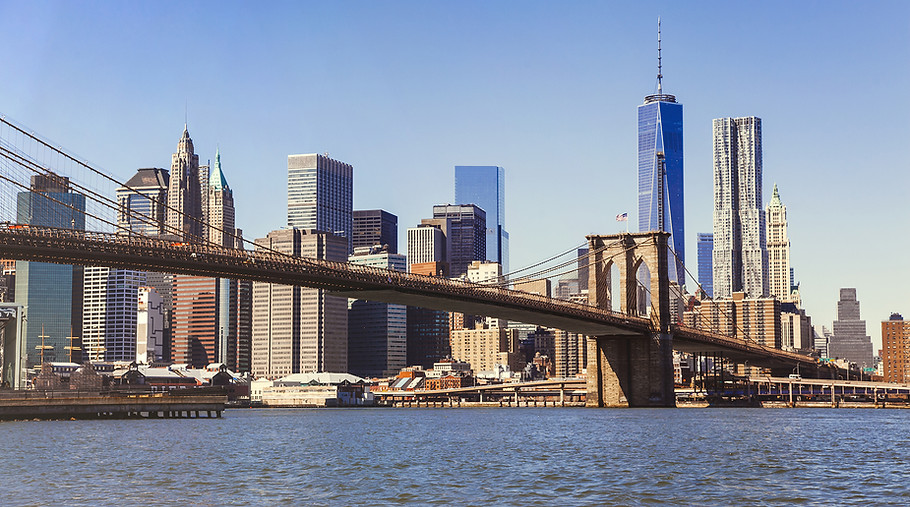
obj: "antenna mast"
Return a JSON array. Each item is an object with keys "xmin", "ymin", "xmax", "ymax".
[{"xmin": 657, "ymin": 17, "xmax": 663, "ymax": 95}]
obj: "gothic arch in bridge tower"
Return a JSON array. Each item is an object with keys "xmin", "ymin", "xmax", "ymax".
[{"xmin": 586, "ymin": 231, "xmax": 674, "ymax": 408}]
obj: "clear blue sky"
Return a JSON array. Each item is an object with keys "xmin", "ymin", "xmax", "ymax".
[{"xmin": 1, "ymin": 1, "xmax": 908, "ymax": 350}]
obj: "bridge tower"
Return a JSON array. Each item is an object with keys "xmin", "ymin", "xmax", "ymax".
[{"xmin": 586, "ymin": 231, "xmax": 675, "ymax": 407}]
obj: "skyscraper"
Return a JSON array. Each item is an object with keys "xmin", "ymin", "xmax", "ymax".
[
  {"xmin": 829, "ymin": 288, "xmax": 873, "ymax": 367},
  {"xmin": 638, "ymin": 21, "xmax": 684, "ymax": 287},
  {"xmin": 252, "ymin": 229, "xmax": 349, "ymax": 378},
  {"xmin": 166, "ymin": 126, "xmax": 204, "ymax": 242},
  {"xmin": 348, "ymin": 247, "xmax": 407, "ymax": 378},
  {"xmin": 352, "ymin": 209, "xmax": 398, "ymax": 254},
  {"xmin": 766, "ymin": 184, "xmax": 792, "ymax": 302},
  {"xmin": 287, "ymin": 153, "xmax": 353, "ymax": 253},
  {"xmin": 15, "ymin": 174, "xmax": 85, "ymax": 366},
  {"xmin": 116, "ymin": 168, "xmax": 169, "ymax": 235},
  {"xmin": 207, "ymin": 148, "xmax": 236, "ymax": 248},
  {"xmin": 696, "ymin": 233, "xmax": 713, "ymax": 298},
  {"xmin": 455, "ymin": 166, "xmax": 509, "ymax": 272},
  {"xmin": 82, "ymin": 267, "xmax": 145, "ymax": 362},
  {"xmin": 712, "ymin": 116, "xmax": 769, "ymax": 298},
  {"xmin": 430, "ymin": 204, "xmax": 486, "ymax": 278}
]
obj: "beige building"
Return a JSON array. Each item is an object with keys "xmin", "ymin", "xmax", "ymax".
[
  {"xmin": 252, "ymin": 229, "xmax": 348, "ymax": 378},
  {"xmin": 684, "ymin": 292, "xmax": 781, "ymax": 349},
  {"xmin": 450, "ymin": 325, "xmax": 522, "ymax": 374},
  {"xmin": 766, "ymin": 184, "xmax": 795, "ymax": 303}
]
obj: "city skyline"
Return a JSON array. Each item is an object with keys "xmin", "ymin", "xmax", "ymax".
[{"xmin": 0, "ymin": 2, "xmax": 907, "ymax": 349}]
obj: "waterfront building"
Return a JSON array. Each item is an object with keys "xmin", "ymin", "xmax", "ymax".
[
  {"xmin": 137, "ymin": 286, "xmax": 165, "ymax": 363},
  {"xmin": 287, "ymin": 153, "xmax": 353, "ymax": 253},
  {"xmin": 82, "ymin": 267, "xmax": 145, "ymax": 362},
  {"xmin": 166, "ymin": 126, "xmax": 204, "ymax": 242},
  {"xmin": 353, "ymin": 209, "xmax": 397, "ymax": 254},
  {"xmin": 683, "ymin": 292, "xmax": 780, "ymax": 349},
  {"xmin": 829, "ymin": 288, "xmax": 873, "ymax": 367},
  {"xmin": 252, "ymin": 229, "xmax": 348, "ymax": 378},
  {"xmin": 406, "ymin": 261, "xmax": 450, "ymax": 369},
  {"xmin": 882, "ymin": 313, "xmax": 910, "ymax": 383},
  {"xmin": 637, "ymin": 22, "xmax": 684, "ymax": 287},
  {"xmin": 766, "ymin": 184, "xmax": 794, "ymax": 302},
  {"xmin": 347, "ymin": 247, "xmax": 407, "ymax": 378},
  {"xmin": 455, "ymin": 165, "xmax": 509, "ymax": 272},
  {"xmin": 450, "ymin": 325, "xmax": 522, "ymax": 374},
  {"xmin": 430, "ymin": 204, "xmax": 486, "ymax": 278},
  {"xmin": 15, "ymin": 174, "xmax": 86, "ymax": 366},
  {"xmin": 712, "ymin": 116, "xmax": 769, "ymax": 298},
  {"xmin": 696, "ymin": 233, "xmax": 713, "ymax": 298}
]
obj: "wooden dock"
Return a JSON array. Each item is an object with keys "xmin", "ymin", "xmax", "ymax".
[{"xmin": 0, "ymin": 389, "xmax": 227, "ymax": 420}]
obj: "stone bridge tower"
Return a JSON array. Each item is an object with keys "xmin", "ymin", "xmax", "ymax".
[{"xmin": 586, "ymin": 231, "xmax": 675, "ymax": 407}]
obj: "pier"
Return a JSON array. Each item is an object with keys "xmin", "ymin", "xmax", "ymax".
[{"xmin": 0, "ymin": 390, "xmax": 227, "ymax": 420}]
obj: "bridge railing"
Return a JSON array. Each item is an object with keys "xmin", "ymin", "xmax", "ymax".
[{"xmin": 0, "ymin": 222, "xmax": 646, "ymax": 326}]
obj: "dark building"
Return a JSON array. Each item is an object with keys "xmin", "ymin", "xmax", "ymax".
[
  {"xmin": 352, "ymin": 209, "xmax": 398, "ymax": 254},
  {"xmin": 430, "ymin": 204, "xmax": 486, "ymax": 278}
]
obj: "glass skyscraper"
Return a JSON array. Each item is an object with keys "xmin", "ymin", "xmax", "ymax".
[
  {"xmin": 455, "ymin": 165, "xmax": 508, "ymax": 273},
  {"xmin": 637, "ymin": 44, "xmax": 684, "ymax": 288},
  {"xmin": 15, "ymin": 175, "xmax": 86, "ymax": 366},
  {"xmin": 696, "ymin": 233, "xmax": 713, "ymax": 298}
]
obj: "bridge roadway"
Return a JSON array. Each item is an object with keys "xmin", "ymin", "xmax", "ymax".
[{"xmin": 0, "ymin": 223, "xmax": 816, "ymax": 370}]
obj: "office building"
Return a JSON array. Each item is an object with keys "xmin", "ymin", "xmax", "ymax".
[
  {"xmin": 252, "ymin": 229, "xmax": 348, "ymax": 378},
  {"xmin": 450, "ymin": 325, "xmax": 522, "ymax": 374},
  {"xmin": 455, "ymin": 165, "xmax": 509, "ymax": 272},
  {"xmin": 637, "ymin": 23, "xmax": 684, "ymax": 287},
  {"xmin": 780, "ymin": 302, "xmax": 813, "ymax": 352},
  {"xmin": 15, "ymin": 174, "xmax": 86, "ymax": 366},
  {"xmin": 696, "ymin": 233, "xmax": 713, "ymax": 298},
  {"xmin": 829, "ymin": 288, "xmax": 873, "ymax": 367},
  {"xmin": 166, "ymin": 126, "xmax": 204, "ymax": 242},
  {"xmin": 207, "ymin": 148, "xmax": 236, "ymax": 248},
  {"xmin": 766, "ymin": 184, "xmax": 793, "ymax": 302},
  {"xmin": 82, "ymin": 267, "xmax": 145, "ymax": 362},
  {"xmin": 683, "ymin": 292, "xmax": 780, "ymax": 349},
  {"xmin": 407, "ymin": 224, "xmax": 446, "ymax": 266},
  {"xmin": 347, "ymin": 247, "xmax": 407, "ymax": 378},
  {"xmin": 137, "ymin": 286, "xmax": 165, "ymax": 363},
  {"xmin": 406, "ymin": 262, "xmax": 450, "ymax": 369},
  {"xmin": 287, "ymin": 153, "xmax": 353, "ymax": 253},
  {"xmin": 353, "ymin": 209, "xmax": 397, "ymax": 254},
  {"xmin": 712, "ymin": 116, "xmax": 769, "ymax": 298},
  {"xmin": 431, "ymin": 204, "xmax": 486, "ymax": 278},
  {"xmin": 882, "ymin": 314, "xmax": 910, "ymax": 383},
  {"xmin": 117, "ymin": 168, "xmax": 169, "ymax": 236}
]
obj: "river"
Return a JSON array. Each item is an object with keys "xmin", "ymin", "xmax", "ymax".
[{"xmin": 3, "ymin": 407, "xmax": 908, "ymax": 506}]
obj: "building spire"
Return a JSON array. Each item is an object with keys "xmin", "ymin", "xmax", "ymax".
[{"xmin": 657, "ymin": 17, "xmax": 663, "ymax": 95}]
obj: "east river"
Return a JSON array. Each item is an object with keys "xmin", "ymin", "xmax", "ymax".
[{"xmin": 3, "ymin": 407, "xmax": 909, "ymax": 506}]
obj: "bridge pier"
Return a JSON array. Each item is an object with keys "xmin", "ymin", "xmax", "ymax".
[{"xmin": 586, "ymin": 232, "xmax": 676, "ymax": 408}]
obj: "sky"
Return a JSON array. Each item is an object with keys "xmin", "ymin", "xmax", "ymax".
[{"xmin": 1, "ymin": 1, "xmax": 908, "ymax": 351}]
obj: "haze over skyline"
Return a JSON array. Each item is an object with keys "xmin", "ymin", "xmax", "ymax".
[{"xmin": 1, "ymin": 1, "xmax": 907, "ymax": 350}]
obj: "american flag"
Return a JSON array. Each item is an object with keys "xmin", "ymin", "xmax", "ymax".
[{"xmin": 615, "ymin": 212, "xmax": 628, "ymax": 222}]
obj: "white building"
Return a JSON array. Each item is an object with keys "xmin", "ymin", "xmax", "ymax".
[
  {"xmin": 407, "ymin": 224, "xmax": 446, "ymax": 266},
  {"xmin": 712, "ymin": 116, "xmax": 769, "ymax": 299},
  {"xmin": 766, "ymin": 184, "xmax": 794, "ymax": 303},
  {"xmin": 82, "ymin": 267, "xmax": 145, "ymax": 362},
  {"xmin": 137, "ymin": 286, "xmax": 165, "ymax": 363}
]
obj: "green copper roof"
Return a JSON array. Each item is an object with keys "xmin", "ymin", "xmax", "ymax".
[
  {"xmin": 769, "ymin": 183, "xmax": 782, "ymax": 207},
  {"xmin": 209, "ymin": 148, "xmax": 229, "ymax": 190}
]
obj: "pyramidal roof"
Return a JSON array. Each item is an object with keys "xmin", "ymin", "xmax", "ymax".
[
  {"xmin": 209, "ymin": 148, "xmax": 229, "ymax": 190},
  {"xmin": 769, "ymin": 183, "xmax": 782, "ymax": 207}
]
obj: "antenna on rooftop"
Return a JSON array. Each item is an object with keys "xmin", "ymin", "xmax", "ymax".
[{"xmin": 657, "ymin": 17, "xmax": 663, "ymax": 95}]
